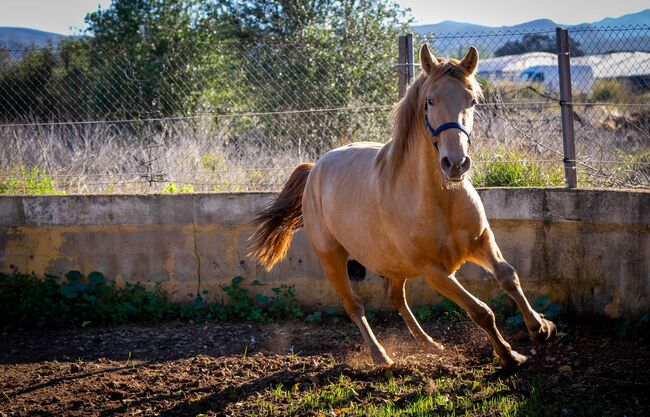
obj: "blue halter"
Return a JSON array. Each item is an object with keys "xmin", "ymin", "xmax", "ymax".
[{"xmin": 424, "ymin": 98, "xmax": 472, "ymax": 147}]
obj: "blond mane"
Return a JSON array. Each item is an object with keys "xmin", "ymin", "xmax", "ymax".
[{"xmin": 376, "ymin": 59, "xmax": 482, "ymax": 178}]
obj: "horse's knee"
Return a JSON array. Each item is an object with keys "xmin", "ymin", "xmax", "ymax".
[
  {"xmin": 495, "ymin": 263, "xmax": 520, "ymax": 293},
  {"xmin": 469, "ymin": 302, "xmax": 496, "ymax": 329}
]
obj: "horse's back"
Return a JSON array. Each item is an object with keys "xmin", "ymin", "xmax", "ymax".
[
  {"xmin": 306, "ymin": 141, "xmax": 383, "ymax": 203},
  {"xmin": 316, "ymin": 141, "xmax": 383, "ymax": 169}
]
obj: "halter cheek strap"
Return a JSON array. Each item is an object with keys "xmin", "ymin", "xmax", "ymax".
[{"xmin": 424, "ymin": 99, "xmax": 472, "ymax": 147}]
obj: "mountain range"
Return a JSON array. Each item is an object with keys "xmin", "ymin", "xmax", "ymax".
[
  {"xmin": 0, "ymin": 27, "xmax": 65, "ymax": 49},
  {"xmin": 413, "ymin": 9, "xmax": 650, "ymax": 35},
  {"xmin": 413, "ymin": 9, "xmax": 650, "ymax": 55}
]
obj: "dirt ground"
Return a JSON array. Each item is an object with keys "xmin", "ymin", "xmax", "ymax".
[{"xmin": 1, "ymin": 318, "xmax": 649, "ymax": 416}]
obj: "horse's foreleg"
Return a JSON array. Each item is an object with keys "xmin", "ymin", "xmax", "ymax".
[
  {"xmin": 389, "ymin": 278, "xmax": 444, "ymax": 351},
  {"xmin": 319, "ymin": 247, "xmax": 393, "ymax": 366},
  {"xmin": 425, "ymin": 269, "xmax": 528, "ymax": 368},
  {"xmin": 469, "ymin": 228, "xmax": 557, "ymax": 342}
]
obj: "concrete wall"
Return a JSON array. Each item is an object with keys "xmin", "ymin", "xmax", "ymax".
[{"xmin": 1, "ymin": 189, "xmax": 648, "ymax": 318}]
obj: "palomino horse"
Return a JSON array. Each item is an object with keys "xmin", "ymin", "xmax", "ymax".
[{"xmin": 250, "ymin": 44, "xmax": 556, "ymax": 367}]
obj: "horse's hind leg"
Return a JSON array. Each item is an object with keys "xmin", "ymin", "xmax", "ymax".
[
  {"xmin": 317, "ymin": 246, "xmax": 393, "ymax": 366},
  {"xmin": 469, "ymin": 229, "xmax": 557, "ymax": 342},
  {"xmin": 389, "ymin": 278, "xmax": 444, "ymax": 351},
  {"xmin": 426, "ymin": 268, "xmax": 528, "ymax": 368}
]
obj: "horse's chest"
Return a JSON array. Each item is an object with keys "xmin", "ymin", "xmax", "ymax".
[{"xmin": 409, "ymin": 209, "xmax": 484, "ymax": 270}]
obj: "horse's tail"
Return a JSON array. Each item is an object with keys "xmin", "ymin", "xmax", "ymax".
[{"xmin": 249, "ymin": 162, "xmax": 314, "ymax": 271}]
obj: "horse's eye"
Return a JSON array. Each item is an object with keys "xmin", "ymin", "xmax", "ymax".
[{"xmin": 471, "ymin": 98, "xmax": 478, "ymax": 107}]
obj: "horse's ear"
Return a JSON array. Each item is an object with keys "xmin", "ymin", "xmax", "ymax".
[
  {"xmin": 460, "ymin": 46, "xmax": 479, "ymax": 74},
  {"xmin": 419, "ymin": 44, "xmax": 438, "ymax": 75}
]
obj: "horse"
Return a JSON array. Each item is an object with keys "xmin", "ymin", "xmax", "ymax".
[{"xmin": 249, "ymin": 44, "xmax": 557, "ymax": 367}]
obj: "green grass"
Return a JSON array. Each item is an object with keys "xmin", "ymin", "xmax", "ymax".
[
  {"xmin": 472, "ymin": 148, "xmax": 564, "ymax": 187},
  {"xmin": 250, "ymin": 369, "xmax": 545, "ymax": 416}
]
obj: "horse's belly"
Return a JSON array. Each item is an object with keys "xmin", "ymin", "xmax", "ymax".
[{"xmin": 343, "ymin": 232, "xmax": 418, "ymax": 277}]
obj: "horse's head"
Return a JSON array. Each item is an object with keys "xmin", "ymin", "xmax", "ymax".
[{"xmin": 419, "ymin": 44, "xmax": 480, "ymax": 182}]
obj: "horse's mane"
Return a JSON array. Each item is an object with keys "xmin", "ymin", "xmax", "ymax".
[{"xmin": 376, "ymin": 59, "xmax": 482, "ymax": 179}]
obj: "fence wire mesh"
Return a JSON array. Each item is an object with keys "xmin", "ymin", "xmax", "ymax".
[
  {"xmin": 568, "ymin": 26, "xmax": 650, "ymax": 188},
  {"xmin": 420, "ymin": 25, "xmax": 650, "ymax": 189},
  {"xmin": 0, "ymin": 25, "xmax": 648, "ymax": 194}
]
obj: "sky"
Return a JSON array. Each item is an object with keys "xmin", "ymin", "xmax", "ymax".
[
  {"xmin": 395, "ymin": 0, "xmax": 649, "ymax": 26},
  {"xmin": 0, "ymin": 0, "xmax": 647, "ymax": 35},
  {"xmin": 0, "ymin": 0, "xmax": 110, "ymax": 35}
]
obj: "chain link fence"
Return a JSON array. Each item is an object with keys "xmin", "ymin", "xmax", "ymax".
[
  {"xmin": 0, "ymin": 25, "xmax": 648, "ymax": 194},
  {"xmin": 0, "ymin": 38, "xmax": 396, "ymax": 193},
  {"xmin": 418, "ymin": 25, "xmax": 650, "ymax": 189}
]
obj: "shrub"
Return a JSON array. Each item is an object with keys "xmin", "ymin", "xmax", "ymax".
[
  {"xmin": 0, "ymin": 165, "xmax": 62, "ymax": 195},
  {"xmin": 590, "ymin": 78, "xmax": 633, "ymax": 103}
]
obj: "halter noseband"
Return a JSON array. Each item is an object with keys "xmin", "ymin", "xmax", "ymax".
[{"xmin": 424, "ymin": 97, "xmax": 472, "ymax": 148}]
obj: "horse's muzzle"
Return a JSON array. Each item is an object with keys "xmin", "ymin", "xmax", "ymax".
[{"xmin": 441, "ymin": 155, "xmax": 472, "ymax": 181}]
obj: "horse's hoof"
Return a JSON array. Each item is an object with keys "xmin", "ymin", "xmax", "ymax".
[
  {"xmin": 499, "ymin": 350, "xmax": 528, "ymax": 369},
  {"xmin": 372, "ymin": 351, "xmax": 394, "ymax": 367},
  {"xmin": 530, "ymin": 317, "xmax": 557, "ymax": 343},
  {"xmin": 424, "ymin": 338, "xmax": 445, "ymax": 352}
]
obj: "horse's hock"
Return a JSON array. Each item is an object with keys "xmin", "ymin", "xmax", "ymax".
[{"xmin": 0, "ymin": 189, "xmax": 648, "ymax": 319}]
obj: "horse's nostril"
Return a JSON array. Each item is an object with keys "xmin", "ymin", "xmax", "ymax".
[
  {"xmin": 441, "ymin": 157, "xmax": 452, "ymax": 170},
  {"xmin": 461, "ymin": 156, "xmax": 472, "ymax": 172}
]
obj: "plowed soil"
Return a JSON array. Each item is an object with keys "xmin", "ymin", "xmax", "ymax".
[{"xmin": 1, "ymin": 319, "xmax": 648, "ymax": 416}]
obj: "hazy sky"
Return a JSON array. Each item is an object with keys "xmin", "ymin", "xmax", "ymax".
[
  {"xmin": 0, "ymin": 0, "xmax": 647, "ymax": 35},
  {"xmin": 396, "ymin": 0, "xmax": 649, "ymax": 26},
  {"xmin": 1, "ymin": 0, "xmax": 110, "ymax": 34}
]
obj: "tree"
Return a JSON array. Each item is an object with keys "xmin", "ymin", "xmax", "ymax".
[
  {"xmin": 495, "ymin": 33, "xmax": 584, "ymax": 57},
  {"xmin": 203, "ymin": 0, "xmax": 411, "ymax": 149},
  {"xmin": 84, "ymin": 0, "xmax": 224, "ymax": 118}
]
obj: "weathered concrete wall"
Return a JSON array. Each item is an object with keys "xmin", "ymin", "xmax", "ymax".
[{"xmin": 0, "ymin": 189, "xmax": 648, "ymax": 318}]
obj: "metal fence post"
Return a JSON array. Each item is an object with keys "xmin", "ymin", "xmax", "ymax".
[
  {"xmin": 556, "ymin": 27, "xmax": 578, "ymax": 188},
  {"xmin": 398, "ymin": 34, "xmax": 414, "ymax": 99}
]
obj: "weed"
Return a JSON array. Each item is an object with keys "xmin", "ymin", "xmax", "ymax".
[
  {"xmin": 305, "ymin": 311, "xmax": 323, "ymax": 322},
  {"xmin": 219, "ymin": 276, "xmax": 267, "ymax": 321},
  {"xmin": 2, "ymin": 391, "xmax": 12, "ymax": 402},
  {"xmin": 490, "ymin": 291, "xmax": 517, "ymax": 318},
  {"xmin": 507, "ymin": 295, "xmax": 561, "ymax": 328},
  {"xmin": 268, "ymin": 285, "xmax": 302, "ymax": 319},
  {"xmin": 0, "ymin": 165, "xmax": 62, "ymax": 195},
  {"xmin": 162, "ymin": 181, "xmax": 194, "ymax": 193},
  {"xmin": 0, "ymin": 271, "xmax": 303, "ymax": 329},
  {"xmin": 415, "ymin": 297, "xmax": 467, "ymax": 322}
]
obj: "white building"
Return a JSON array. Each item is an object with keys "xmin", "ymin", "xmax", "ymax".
[{"xmin": 477, "ymin": 51, "xmax": 650, "ymax": 92}]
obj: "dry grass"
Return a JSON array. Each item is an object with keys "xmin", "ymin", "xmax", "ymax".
[{"xmin": 0, "ymin": 102, "xmax": 648, "ymax": 194}]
